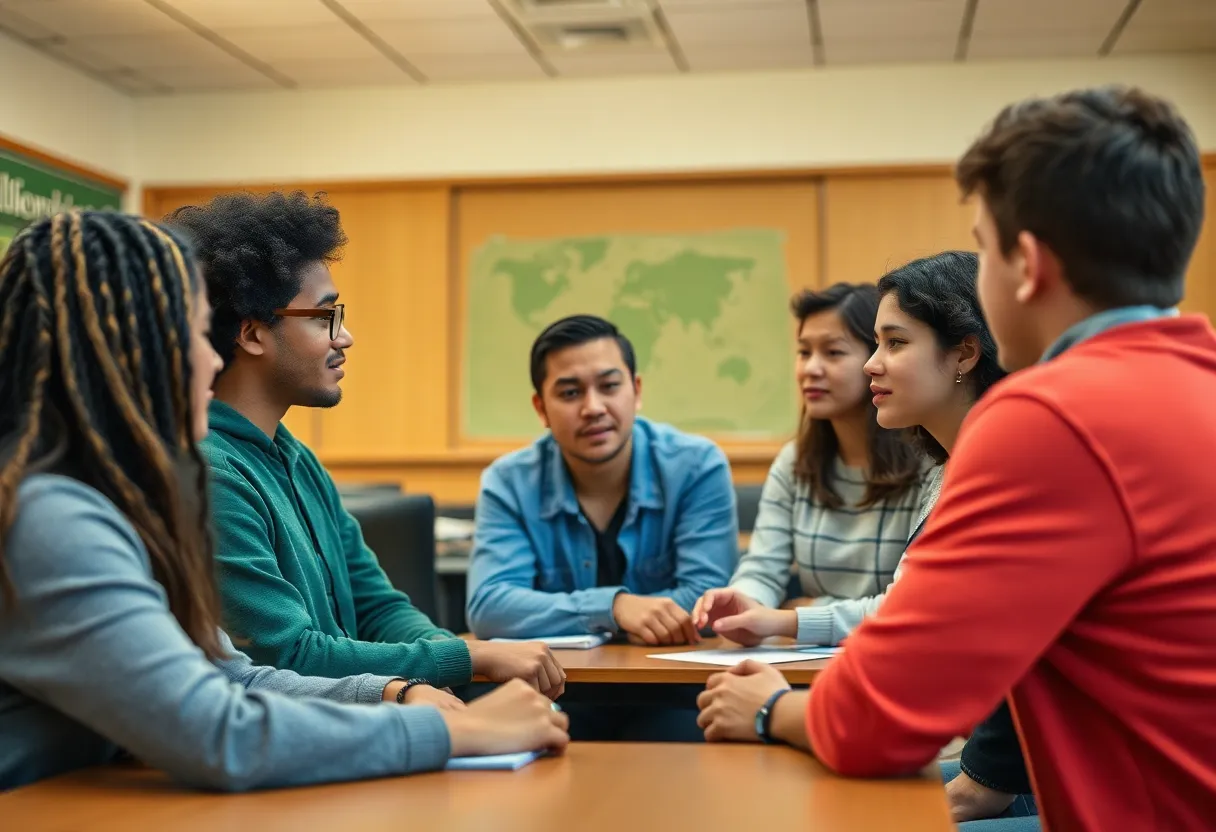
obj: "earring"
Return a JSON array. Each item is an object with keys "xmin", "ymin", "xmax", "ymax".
[{"xmin": 955, "ymin": 370, "xmax": 964, "ymax": 384}]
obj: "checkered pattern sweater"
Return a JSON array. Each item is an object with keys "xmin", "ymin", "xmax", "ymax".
[{"xmin": 730, "ymin": 442, "xmax": 936, "ymax": 634}]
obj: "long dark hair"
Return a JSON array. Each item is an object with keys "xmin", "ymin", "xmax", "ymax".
[
  {"xmin": 790, "ymin": 283, "xmax": 923, "ymax": 508},
  {"xmin": 876, "ymin": 251, "xmax": 1007, "ymax": 463},
  {"xmin": 0, "ymin": 211, "xmax": 224, "ymax": 659}
]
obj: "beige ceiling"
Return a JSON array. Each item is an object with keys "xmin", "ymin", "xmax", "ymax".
[{"xmin": 0, "ymin": 0, "xmax": 1211, "ymax": 95}]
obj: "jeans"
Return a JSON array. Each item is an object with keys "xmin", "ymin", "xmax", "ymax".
[{"xmin": 941, "ymin": 759, "xmax": 1040, "ymax": 832}]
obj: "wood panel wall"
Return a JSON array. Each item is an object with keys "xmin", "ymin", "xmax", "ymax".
[{"xmin": 144, "ymin": 158, "xmax": 1216, "ymax": 505}]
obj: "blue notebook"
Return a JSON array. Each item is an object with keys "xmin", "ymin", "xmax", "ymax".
[{"xmin": 444, "ymin": 750, "xmax": 546, "ymax": 771}]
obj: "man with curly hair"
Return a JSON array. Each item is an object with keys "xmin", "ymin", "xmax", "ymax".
[{"xmin": 169, "ymin": 191, "xmax": 566, "ymax": 705}]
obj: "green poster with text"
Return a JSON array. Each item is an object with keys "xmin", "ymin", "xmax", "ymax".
[{"xmin": 0, "ymin": 149, "xmax": 123, "ymax": 256}]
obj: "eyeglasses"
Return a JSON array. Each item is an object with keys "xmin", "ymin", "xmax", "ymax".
[{"xmin": 273, "ymin": 303, "xmax": 345, "ymax": 340}]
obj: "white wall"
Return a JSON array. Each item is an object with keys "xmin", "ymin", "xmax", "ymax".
[
  {"xmin": 133, "ymin": 53, "xmax": 1216, "ymax": 186},
  {"xmin": 0, "ymin": 34, "xmax": 134, "ymax": 204}
]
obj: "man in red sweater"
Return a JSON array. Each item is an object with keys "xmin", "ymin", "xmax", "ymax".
[{"xmin": 696, "ymin": 86, "xmax": 1215, "ymax": 832}]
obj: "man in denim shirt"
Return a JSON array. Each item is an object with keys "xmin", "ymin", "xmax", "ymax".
[{"xmin": 467, "ymin": 315, "xmax": 738, "ymax": 643}]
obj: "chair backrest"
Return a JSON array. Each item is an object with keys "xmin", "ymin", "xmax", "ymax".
[
  {"xmin": 735, "ymin": 483, "xmax": 763, "ymax": 532},
  {"xmin": 437, "ymin": 503, "xmax": 476, "ymax": 522},
  {"xmin": 340, "ymin": 491, "xmax": 439, "ymax": 621},
  {"xmin": 336, "ymin": 482, "xmax": 402, "ymax": 498}
]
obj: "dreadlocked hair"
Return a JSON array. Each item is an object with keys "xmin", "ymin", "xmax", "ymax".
[{"xmin": 0, "ymin": 210, "xmax": 225, "ymax": 659}]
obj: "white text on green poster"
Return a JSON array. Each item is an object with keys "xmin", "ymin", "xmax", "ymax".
[{"xmin": 0, "ymin": 150, "xmax": 123, "ymax": 256}]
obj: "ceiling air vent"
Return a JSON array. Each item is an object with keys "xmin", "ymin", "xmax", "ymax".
[
  {"xmin": 512, "ymin": 0, "xmax": 641, "ymax": 13},
  {"xmin": 530, "ymin": 16, "xmax": 662, "ymax": 51}
]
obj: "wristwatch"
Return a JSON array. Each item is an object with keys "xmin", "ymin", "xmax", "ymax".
[
  {"xmin": 395, "ymin": 678, "xmax": 431, "ymax": 704},
  {"xmin": 755, "ymin": 688, "xmax": 793, "ymax": 744}
]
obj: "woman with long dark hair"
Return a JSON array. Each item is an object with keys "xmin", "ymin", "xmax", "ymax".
[
  {"xmin": 0, "ymin": 212, "xmax": 567, "ymax": 791},
  {"xmin": 693, "ymin": 282, "xmax": 929, "ymax": 642}
]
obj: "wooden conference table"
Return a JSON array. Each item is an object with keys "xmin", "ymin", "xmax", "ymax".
[
  {"xmin": 552, "ymin": 637, "xmax": 831, "ymax": 685},
  {"xmin": 0, "ymin": 744, "xmax": 954, "ymax": 832}
]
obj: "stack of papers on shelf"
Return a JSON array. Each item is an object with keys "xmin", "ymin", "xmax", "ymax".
[
  {"xmin": 435, "ymin": 517, "xmax": 475, "ymax": 542},
  {"xmin": 491, "ymin": 633, "xmax": 612, "ymax": 650}
]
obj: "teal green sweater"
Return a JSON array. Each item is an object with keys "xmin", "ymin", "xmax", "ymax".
[{"xmin": 201, "ymin": 401, "xmax": 472, "ymax": 687}]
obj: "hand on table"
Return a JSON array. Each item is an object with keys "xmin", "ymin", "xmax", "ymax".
[
  {"xmin": 442, "ymin": 679, "xmax": 570, "ymax": 758},
  {"xmin": 696, "ymin": 659, "xmax": 791, "ymax": 742},
  {"xmin": 692, "ymin": 588, "xmax": 797, "ymax": 646},
  {"xmin": 612, "ymin": 594, "xmax": 700, "ymax": 645},
  {"xmin": 466, "ymin": 640, "xmax": 566, "ymax": 700}
]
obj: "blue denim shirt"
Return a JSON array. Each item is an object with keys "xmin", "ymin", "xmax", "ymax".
[{"xmin": 465, "ymin": 417, "xmax": 739, "ymax": 638}]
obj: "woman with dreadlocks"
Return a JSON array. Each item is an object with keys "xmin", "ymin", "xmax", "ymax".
[{"xmin": 0, "ymin": 211, "xmax": 568, "ymax": 791}]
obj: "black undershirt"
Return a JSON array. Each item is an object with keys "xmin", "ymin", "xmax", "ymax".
[{"xmin": 583, "ymin": 495, "xmax": 629, "ymax": 588}]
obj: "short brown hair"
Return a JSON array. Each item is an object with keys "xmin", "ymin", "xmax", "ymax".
[{"xmin": 957, "ymin": 85, "xmax": 1205, "ymax": 310}]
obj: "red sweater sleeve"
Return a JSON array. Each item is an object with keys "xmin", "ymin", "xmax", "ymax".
[{"xmin": 806, "ymin": 392, "xmax": 1134, "ymax": 776}]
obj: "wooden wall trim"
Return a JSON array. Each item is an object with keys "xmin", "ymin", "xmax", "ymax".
[
  {"xmin": 139, "ymin": 162, "xmax": 953, "ymax": 198},
  {"xmin": 0, "ymin": 133, "xmax": 127, "ymax": 192},
  {"xmin": 136, "ymin": 152, "xmax": 1216, "ymax": 201}
]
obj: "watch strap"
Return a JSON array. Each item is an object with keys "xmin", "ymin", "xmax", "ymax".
[
  {"xmin": 755, "ymin": 688, "xmax": 793, "ymax": 744},
  {"xmin": 395, "ymin": 678, "xmax": 431, "ymax": 704}
]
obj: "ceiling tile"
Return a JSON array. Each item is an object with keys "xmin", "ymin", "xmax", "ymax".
[
  {"xmin": 41, "ymin": 39, "xmax": 126, "ymax": 72},
  {"xmin": 825, "ymin": 36, "xmax": 957, "ymax": 65},
  {"xmin": 1113, "ymin": 0, "xmax": 1216, "ymax": 53},
  {"xmin": 683, "ymin": 45, "xmax": 813, "ymax": 71},
  {"xmin": 108, "ymin": 73, "xmax": 171, "ymax": 95},
  {"xmin": 1114, "ymin": 27, "xmax": 1216, "ymax": 54},
  {"xmin": 1128, "ymin": 0, "xmax": 1216, "ymax": 27},
  {"xmin": 0, "ymin": 5, "xmax": 59, "ymax": 40},
  {"xmin": 664, "ymin": 4, "xmax": 810, "ymax": 48},
  {"xmin": 139, "ymin": 61, "xmax": 279, "ymax": 92},
  {"xmin": 370, "ymin": 17, "xmax": 527, "ymax": 54},
  {"xmin": 1, "ymin": 0, "xmax": 186, "ymax": 37},
  {"xmin": 218, "ymin": 23, "xmax": 384, "ymax": 61},
  {"xmin": 971, "ymin": 0, "xmax": 1128, "ymax": 36},
  {"xmin": 969, "ymin": 33, "xmax": 1104, "ymax": 60},
  {"xmin": 271, "ymin": 57, "xmax": 418, "ymax": 86},
  {"xmin": 548, "ymin": 49, "xmax": 678, "ymax": 76},
  {"xmin": 166, "ymin": 0, "xmax": 341, "ymax": 28},
  {"xmin": 411, "ymin": 52, "xmax": 548, "ymax": 81},
  {"xmin": 819, "ymin": 0, "xmax": 967, "ymax": 41},
  {"xmin": 659, "ymin": 1, "xmax": 806, "ymax": 7},
  {"xmin": 73, "ymin": 30, "xmax": 237, "ymax": 68},
  {"xmin": 339, "ymin": 0, "xmax": 499, "ymax": 20}
]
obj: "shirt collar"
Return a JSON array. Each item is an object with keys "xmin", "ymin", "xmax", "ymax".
[
  {"xmin": 538, "ymin": 418, "xmax": 664, "ymax": 519},
  {"xmin": 207, "ymin": 399, "xmax": 299, "ymax": 460},
  {"xmin": 1040, "ymin": 305, "xmax": 1179, "ymax": 362}
]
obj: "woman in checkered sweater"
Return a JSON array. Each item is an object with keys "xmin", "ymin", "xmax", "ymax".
[
  {"xmin": 695, "ymin": 254, "xmax": 1005, "ymax": 648},
  {"xmin": 693, "ymin": 281, "xmax": 932, "ymax": 640}
]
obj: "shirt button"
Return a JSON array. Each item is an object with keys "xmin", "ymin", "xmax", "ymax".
[{"xmin": 583, "ymin": 561, "xmax": 591, "ymax": 568}]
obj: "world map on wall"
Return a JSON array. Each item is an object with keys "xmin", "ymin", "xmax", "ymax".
[{"xmin": 463, "ymin": 229, "xmax": 796, "ymax": 439}]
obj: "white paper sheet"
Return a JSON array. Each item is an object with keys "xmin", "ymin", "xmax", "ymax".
[
  {"xmin": 647, "ymin": 646, "xmax": 841, "ymax": 666},
  {"xmin": 445, "ymin": 751, "xmax": 546, "ymax": 771},
  {"xmin": 491, "ymin": 633, "xmax": 612, "ymax": 650}
]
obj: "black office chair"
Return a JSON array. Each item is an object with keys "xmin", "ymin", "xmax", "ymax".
[
  {"xmin": 735, "ymin": 483, "xmax": 763, "ymax": 533},
  {"xmin": 340, "ymin": 490, "xmax": 439, "ymax": 622},
  {"xmin": 437, "ymin": 503, "xmax": 475, "ymax": 521},
  {"xmin": 336, "ymin": 482, "xmax": 402, "ymax": 498}
]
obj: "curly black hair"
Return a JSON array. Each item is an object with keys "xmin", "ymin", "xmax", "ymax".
[{"xmin": 166, "ymin": 191, "xmax": 347, "ymax": 367}]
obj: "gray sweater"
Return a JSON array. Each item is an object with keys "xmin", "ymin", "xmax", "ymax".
[
  {"xmin": 730, "ymin": 442, "xmax": 939, "ymax": 644},
  {"xmin": 791, "ymin": 462, "xmax": 946, "ymax": 644},
  {"xmin": 0, "ymin": 475, "xmax": 451, "ymax": 792}
]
